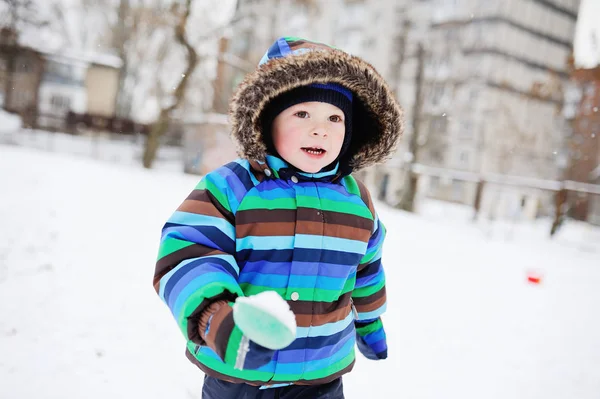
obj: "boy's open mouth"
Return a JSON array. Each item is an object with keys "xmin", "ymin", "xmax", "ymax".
[{"xmin": 301, "ymin": 147, "xmax": 326, "ymax": 155}]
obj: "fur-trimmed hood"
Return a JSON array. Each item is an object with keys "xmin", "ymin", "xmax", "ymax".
[{"xmin": 229, "ymin": 37, "xmax": 404, "ymax": 173}]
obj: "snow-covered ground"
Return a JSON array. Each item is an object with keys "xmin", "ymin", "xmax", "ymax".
[
  {"xmin": 1, "ymin": 144, "xmax": 600, "ymax": 399},
  {"xmin": 0, "ymin": 128, "xmax": 183, "ymax": 173},
  {"xmin": 0, "ymin": 109, "xmax": 22, "ymax": 135}
]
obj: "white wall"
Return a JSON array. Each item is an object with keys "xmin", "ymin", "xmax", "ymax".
[{"xmin": 38, "ymin": 82, "xmax": 86, "ymax": 116}]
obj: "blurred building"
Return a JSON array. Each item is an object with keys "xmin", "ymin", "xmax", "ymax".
[
  {"xmin": 209, "ymin": 0, "xmax": 584, "ymax": 218},
  {"xmin": 36, "ymin": 50, "xmax": 122, "ymax": 130},
  {"xmin": 0, "ymin": 28, "xmax": 122, "ymax": 130},
  {"xmin": 180, "ymin": 113, "xmax": 237, "ymax": 175},
  {"xmin": 203, "ymin": 0, "xmax": 409, "ymax": 176},
  {"xmin": 0, "ymin": 27, "xmax": 45, "ymax": 126},
  {"xmin": 401, "ymin": 0, "xmax": 581, "ymax": 206},
  {"xmin": 563, "ymin": 66, "xmax": 600, "ymax": 223},
  {"xmin": 211, "ymin": 0, "xmax": 406, "ymax": 113}
]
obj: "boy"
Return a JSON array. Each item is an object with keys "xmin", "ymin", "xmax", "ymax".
[{"xmin": 153, "ymin": 37, "xmax": 403, "ymax": 398}]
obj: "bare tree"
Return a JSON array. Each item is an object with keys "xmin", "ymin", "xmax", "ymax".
[
  {"xmin": 48, "ymin": 0, "xmax": 110, "ymax": 50},
  {"xmin": 142, "ymin": 0, "xmax": 198, "ymax": 168},
  {"xmin": 140, "ymin": 1, "xmax": 252, "ymax": 168},
  {"xmin": 397, "ymin": 42, "xmax": 425, "ymax": 212}
]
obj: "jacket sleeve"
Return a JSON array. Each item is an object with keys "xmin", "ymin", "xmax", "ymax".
[
  {"xmin": 352, "ymin": 181, "xmax": 388, "ymax": 360},
  {"xmin": 352, "ymin": 197, "xmax": 387, "ymax": 321},
  {"xmin": 153, "ymin": 169, "xmax": 244, "ymax": 346}
]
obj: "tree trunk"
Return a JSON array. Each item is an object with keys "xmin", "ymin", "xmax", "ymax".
[
  {"xmin": 472, "ymin": 179, "xmax": 485, "ymax": 221},
  {"xmin": 142, "ymin": 0, "xmax": 198, "ymax": 169},
  {"xmin": 143, "ymin": 108, "xmax": 170, "ymax": 168},
  {"xmin": 550, "ymin": 188, "xmax": 568, "ymax": 237},
  {"xmin": 3, "ymin": 47, "xmax": 17, "ymax": 112},
  {"xmin": 397, "ymin": 43, "xmax": 425, "ymax": 212},
  {"xmin": 113, "ymin": 0, "xmax": 130, "ymax": 118}
]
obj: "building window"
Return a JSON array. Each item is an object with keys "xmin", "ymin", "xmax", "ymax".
[
  {"xmin": 50, "ymin": 95, "xmax": 71, "ymax": 111},
  {"xmin": 451, "ymin": 181, "xmax": 463, "ymax": 201},
  {"xmin": 12, "ymin": 90, "xmax": 32, "ymax": 107},
  {"xmin": 460, "ymin": 120, "xmax": 473, "ymax": 138},
  {"xmin": 429, "ymin": 116, "xmax": 447, "ymax": 134},
  {"xmin": 430, "ymin": 84, "xmax": 445, "ymax": 105},
  {"xmin": 429, "ymin": 176, "xmax": 439, "ymax": 194}
]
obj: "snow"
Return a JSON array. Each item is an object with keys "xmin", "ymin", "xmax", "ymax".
[
  {"xmin": 36, "ymin": 47, "xmax": 123, "ymax": 70},
  {"xmin": 233, "ymin": 291, "xmax": 297, "ymax": 350},
  {"xmin": 1, "ymin": 143, "xmax": 600, "ymax": 399},
  {"xmin": 0, "ymin": 129, "xmax": 183, "ymax": 172},
  {"xmin": 0, "ymin": 109, "xmax": 22, "ymax": 136}
]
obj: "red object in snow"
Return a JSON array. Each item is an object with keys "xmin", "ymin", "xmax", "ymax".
[{"xmin": 527, "ymin": 272, "xmax": 542, "ymax": 284}]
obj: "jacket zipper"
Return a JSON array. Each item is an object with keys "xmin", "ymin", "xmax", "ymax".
[
  {"xmin": 350, "ymin": 298, "xmax": 359, "ymax": 320},
  {"xmin": 235, "ymin": 335, "xmax": 250, "ymax": 370}
]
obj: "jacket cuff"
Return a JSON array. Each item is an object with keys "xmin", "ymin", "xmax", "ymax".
[
  {"xmin": 198, "ymin": 300, "xmax": 229, "ymax": 341},
  {"xmin": 355, "ymin": 318, "xmax": 388, "ymax": 360},
  {"xmin": 187, "ymin": 291, "xmax": 239, "ymax": 345},
  {"xmin": 200, "ymin": 301, "xmax": 237, "ymax": 361}
]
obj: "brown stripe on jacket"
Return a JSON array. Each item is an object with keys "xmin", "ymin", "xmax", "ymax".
[
  {"xmin": 237, "ymin": 209, "xmax": 298, "ymax": 225},
  {"xmin": 189, "ymin": 291, "xmax": 238, "ymax": 345},
  {"xmin": 236, "ymin": 208, "xmax": 374, "ymax": 231},
  {"xmin": 289, "ymin": 292, "xmax": 353, "ymax": 327},
  {"xmin": 236, "ymin": 221, "xmax": 296, "ymax": 238},
  {"xmin": 352, "ymin": 292, "xmax": 386, "ymax": 314},
  {"xmin": 186, "ymin": 188, "xmax": 234, "ymax": 224},
  {"xmin": 203, "ymin": 302, "xmax": 235, "ymax": 360},
  {"xmin": 294, "ymin": 304, "xmax": 352, "ymax": 327},
  {"xmin": 177, "ymin": 198, "xmax": 229, "ymax": 219},
  {"xmin": 290, "ymin": 292, "xmax": 352, "ymax": 314},
  {"xmin": 198, "ymin": 300, "xmax": 228, "ymax": 343},
  {"xmin": 236, "ymin": 219, "xmax": 371, "ymax": 241},
  {"xmin": 355, "ymin": 179, "xmax": 376, "ymax": 219},
  {"xmin": 296, "ymin": 208, "xmax": 374, "ymax": 230},
  {"xmin": 351, "ymin": 286, "xmax": 386, "ymax": 309}
]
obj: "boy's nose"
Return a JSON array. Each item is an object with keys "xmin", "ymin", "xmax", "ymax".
[{"xmin": 311, "ymin": 128, "xmax": 328, "ymax": 138}]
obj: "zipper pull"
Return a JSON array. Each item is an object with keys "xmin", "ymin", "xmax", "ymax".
[{"xmin": 350, "ymin": 299, "xmax": 359, "ymax": 320}]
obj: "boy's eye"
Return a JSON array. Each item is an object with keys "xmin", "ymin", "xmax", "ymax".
[
  {"xmin": 294, "ymin": 111, "xmax": 309, "ymax": 118},
  {"xmin": 329, "ymin": 115, "xmax": 342, "ymax": 123}
]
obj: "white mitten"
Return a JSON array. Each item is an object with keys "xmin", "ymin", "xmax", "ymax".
[{"xmin": 232, "ymin": 291, "xmax": 297, "ymax": 350}]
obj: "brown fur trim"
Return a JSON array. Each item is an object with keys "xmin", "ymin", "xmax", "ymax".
[{"xmin": 229, "ymin": 49, "xmax": 404, "ymax": 172}]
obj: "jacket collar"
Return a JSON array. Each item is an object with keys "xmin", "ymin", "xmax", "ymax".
[{"xmin": 253, "ymin": 155, "xmax": 342, "ymax": 183}]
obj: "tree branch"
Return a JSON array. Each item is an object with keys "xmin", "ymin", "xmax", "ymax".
[{"xmin": 166, "ymin": 0, "xmax": 197, "ymax": 114}]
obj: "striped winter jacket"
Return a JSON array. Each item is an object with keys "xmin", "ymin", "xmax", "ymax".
[
  {"xmin": 154, "ymin": 155, "xmax": 387, "ymax": 385},
  {"xmin": 153, "ymin": 37, "xmax": 404, "ymax": 386}
]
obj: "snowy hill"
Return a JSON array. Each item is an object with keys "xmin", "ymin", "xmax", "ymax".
[{"xmin": 1, "ymin": 145, "xmax": 599, "ymax": 399}]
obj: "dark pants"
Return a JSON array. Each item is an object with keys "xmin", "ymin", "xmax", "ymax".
[{"xmin": 202, "ymin": 375, "xmax": 344, "ymax": 399}]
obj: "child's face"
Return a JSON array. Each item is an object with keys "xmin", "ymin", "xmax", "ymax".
[{"xmin": 271, "ymin": 101, "xmax": 345, "ymax": 174}]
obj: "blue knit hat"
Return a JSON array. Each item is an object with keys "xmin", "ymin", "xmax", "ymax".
[{"xmin": 261, "ymin": 82, "xmax": 354, "ymax": 159}]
